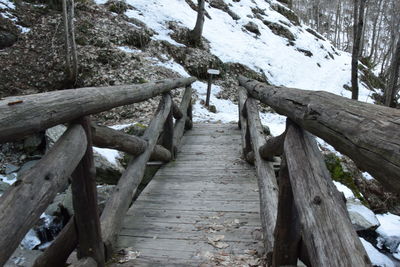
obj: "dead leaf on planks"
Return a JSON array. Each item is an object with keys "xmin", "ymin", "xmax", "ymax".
[
  {"xmin": 207, "ymin": 235, "xmax": 229, "ymax": 249},
  {"xmin": 7, "ymin": 100, "xmax": 23, "ymax": 106}
]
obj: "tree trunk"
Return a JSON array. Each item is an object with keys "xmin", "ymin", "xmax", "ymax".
[
  {"xmin": 189, "ymin": 0, "xmax": 205, "ymax": 46},
  {"xmin": 384, "ymin": 36, "xmax": 400, "ymax": 107}
]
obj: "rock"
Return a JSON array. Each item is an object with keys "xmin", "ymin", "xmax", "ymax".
[
  {"xmin": 23, "ymin": 133, "xmax": 43, "ymax": 154},
  {"xmin": 346, "ymin": 199, "xmax": 380, "ymax": 231},
  {"xmin": 244, "ymin": 22, "xmax": 261, "ymax": 35},
  {"xmin": 46, "ymin": 185, "xmax": 115, "ymax": 216},
  {"xmin": 262, "ymin": 20, "xmax": 295, "ymax": 41},
  {"xmin": 105, "ymin": 0, "xmax": 129, "ymax": 14},
  {"xmin": 208, "ymin": 105, "xmax": 217, "ymax": 113},
  {"xmin": 270, "ymin": 4, "xmax": 300, "ymax": 26},
  {"xmin": 0, "ymin": 31, "xmax": 17, "ymax": 49},
  {"xmin": 5, "ymin": 163, "xmax": 19, "ymax": 175},
  {"xmin": 227, "ymin": 10, "xmax": 241, "ymax": 20},
  {"xmin": 45, "ymin": 124, "xmax": 67, "ymax": 150},
  {"xmin": 18, "ymin": 160, "xmax": 40, "ymax": 177},
  {"xmin": 94, "ymin": 150, "xmax": 124, "ymax": 184},
  {"xmin": 262, "ymin": 125, "xmax": 271, "ymax": 135},
  {"xmin": 209, "ymin": 0, "xmax": 229, "ymax": 11}
]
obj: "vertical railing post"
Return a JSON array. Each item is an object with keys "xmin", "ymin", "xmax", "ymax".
[
  {"xmin": 161, "ymin": 93, "xmax": 175, "ymax": 159},
  {"xmin": 71, "ymin": 116, "xmax": 105, "ymax": 267}
]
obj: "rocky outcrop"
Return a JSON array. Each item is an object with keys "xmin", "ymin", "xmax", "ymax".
[
  {"xmin": 243, "ymin": 22, "xmax": 261, "ymax": 35},
  {"xmin": 347, "ymin": 199, "xmax": 380, "ymax": 231}
]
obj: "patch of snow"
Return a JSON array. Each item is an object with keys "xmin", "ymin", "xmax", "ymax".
[
  {"xmin": 347, "ymin": 200, "xmax": 380, "ymax": 228},
  {"xmin": 191, "ymin": 81, "xmax": 238, "ymax": 123},
  {"xmin": 259, "ymin": 112, "xmax": 286, "ymax": 136},
  {"xmin": 376, "ymin": 213, "xmax": 400, "ymax": 258},
  {"xmin": 155, "ymin": 59, "xmax": 190, "ymax": 77},
  {"xmin": 0, "ymin": 0, "xmax": 15, "ymax": 9},
  {"xmin": 0, "ymin": 173, "xmax": 17, "ymax": 185},
  {"xmin": 363, "ymin": 172, "xmax": 375, "ymax": 180},
  {"xmin": 93, "ymin": 147, "xmax": 121, "ymax": 165},
  {"xmin": 360, "ymin": 238, "xmax": 395, "ymax": 267},
  {"xmin": 21, "ymin": 229, "xmax": 40, "ymax": 250},
  {"xmin": 117, "ymin": 46, "xmax": 141, "ymax": 53},
  {"xmin": 109, "ymin": 122, "xmax": 137, "ymax": 130},
  {"xmin": 333, "ymin": 181, "xmax": 355, "ymax": 199}
]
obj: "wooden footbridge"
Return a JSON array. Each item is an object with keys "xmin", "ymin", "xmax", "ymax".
[{"xmin": 0, "ymin": 75, "xmax": 400, "ymax": 267}]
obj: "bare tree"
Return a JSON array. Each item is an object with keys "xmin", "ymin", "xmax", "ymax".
[
  {"xmin": 62, "ymin": 0, "xmax": 78, "ymax": 85},
  {"xmin": 384, "ymin": 36, "xmax": 400, "ymax": 107},
  {"xmin": 189, "ymin": 0, "xmax": 205, "ymax": 47},
  {"xmin": 351, "ymin": 0, "xmax": 366, "ymax": 100}
]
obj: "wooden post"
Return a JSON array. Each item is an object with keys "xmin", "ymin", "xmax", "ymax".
[
  {"xmin": 206, "ymin": 74, "xmax": 212, "ymax": 107},
  {"xmin": 259, "ymin": 132, "xmax": 286, "ymax": 161},
  {"xmin": 71, "ymin": 116, "xmax": 105, "ymax": 266},
  {"xmin": 272, "ymin": 156, "xmax": 301, "ymax": 266},
  {"xmin": 284, "ymin": 120, "xmax": 371, "ymax": 266},
  {"xmin": 161, "ymin": 94, "xmax": 175, "ymax": 159},
  {"xmin": 174, "ymin": 86, "xmax": 193, "ymax": 152}
]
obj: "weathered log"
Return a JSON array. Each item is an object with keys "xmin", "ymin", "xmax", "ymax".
[
  {"xmin": 272, "ymin": 157, "xmax": 300, "ymax": 267},
  {"xmin": 238, "ymin": 88, "xmax": 253, "ymax": 159},
  {"xmin": 239, "ymin": 75, "xmax": 400, "ymax": 193},
  {"xmin": 172, "ymin": 101, "xmax": 183, "ymax": 120},
  {"xmin": 284, "ymin": 121, "xmax": 371, "ymax": 266},
  {"xmin": 160, "ymin": 102, "xmax": 175, "ymax": 158},
  {"xmin": 71, "ymin": 117, "xmax": 105, "ymax": 266},
  {"xmin": 91, "ymin": 123, "xmax": 171, "ymax": 162},
  {"xmin": 100, "ymin": 94, "xmax": 172, "ymax": 259},
  {"xmin": 259, "ymin": 133, "xmax": 285, "ymax": 161},
  {"xmin": 239, "ymin": 87, "xmax": 278, "ymax": 263},
  {"xmin": 0, "ymin": 77, "xmax": 196, "ymax": 143},
  {"xmin": 173, "ymin": 86, "xmax": 193, "ymax": 150},
  {"xmin": 70, "ymin": 257, "xmax": 97, "ymax": 267},
  {"xmin": 0, "ymin": 125, "xmax": 87, "ymax": 266}
]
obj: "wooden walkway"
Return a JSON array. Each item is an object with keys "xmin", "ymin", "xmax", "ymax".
[{"xmin": 114, "ymin": 123, "xmax": 264, "ymax": 266}]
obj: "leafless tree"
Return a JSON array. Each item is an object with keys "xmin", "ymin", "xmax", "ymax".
[{"xmin": 189, "ymin": 0, "xmax": 205, "ymax": 47}]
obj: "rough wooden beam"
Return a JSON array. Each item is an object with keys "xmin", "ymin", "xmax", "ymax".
[
  {"xmin": 238, "ymin": 88, "xmax": 253, "ymax": 159},
  {"xmin": 91, "ymin": 123, "xmax": 171, "ymax": 162},
  {"xmin": 71, "ymin": 117, "xmax": 104, "ymax": 266},
  {"xmin": 239, "ymin": 87, "xmax": 278, "ymax": 264},
  {"xmin": 173, "ymin": 86, "xmax": 193, "ymax": 150},
  {"xmin": 272, "ymin": 157, "xmax": 301, "ymax": 266},
  {"xmin": 0, "ymin": 125, "xmax": 87, "ymax": 266},
  {"xmin": 172, "ymin": 101, "xmax": 183, "ymax": 120},
  {"xmin": 239, "ymin": 75, "xmax": 400, "ymax": 193},
  {"xmin": 259, "ymin": 133, "xmax": 285, "ymax": 161},
  {"xmin": 70, "ymin": 257, "xmax": 97, "ymax": 267},
  {"xmin": 284, "ymin": 121, "xmax": 371, "ymax": 266},
  {"xmin": 0, "ymin": 77, "xmax": 196, "ymax": 143},
  {"xmin": 100, "ymin": 94, "xmax": 172, "ymax": 260}
]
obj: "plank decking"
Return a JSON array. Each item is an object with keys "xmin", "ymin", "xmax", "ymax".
[{"xmin": 114, "ymin": 123, "xmax": 263, "ymax": 266}]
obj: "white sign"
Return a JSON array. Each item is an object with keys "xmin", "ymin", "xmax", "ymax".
[{"xmin": 207, "ymin": 69, "xmax": 220, "ymax": 75}]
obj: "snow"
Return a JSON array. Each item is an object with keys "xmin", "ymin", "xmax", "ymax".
[
  {"xmin": 376, "ymin": 213, "xmax": 400, "ymax": 259},
  {"xmin": 0, "ymin": 173, "xmax": 17, "ymax": 185},
  {"xmin": 117, "ymin": 46, "xmax": 141, "ymax": 53},
  {"xmin": 155, "ymin": 59, "xmax": 191, "ymax": 78},
  {"xmin": 0, "ymin": 0, "xmax": 15, "ymax": 9},
  {"xmin": 360, "ymin": 238, "xmax": 395, "ymax": 267},
  {"xmin": 21, "ymin": 229, "xmax": 40, "ymax": 250},
  {"xmin": 363, "ymin": 172, "xmax": 375, "ymax": 180},
  {"xmin": 109, "ymin": 122, "xmax": 138, "ymax": 130},
  {"xmin": 333, "ymin": 181, "xmax": 355, "ymax": 199},
  {"xmin": 93, "ymin": 147, "xmax": 121, "ymax": 165}
]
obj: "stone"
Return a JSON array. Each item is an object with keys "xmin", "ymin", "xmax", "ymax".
[
  {"xmin": 209, "ymin": 0, "xmax": 229, "ymax": 11},
  {"xmin": 4, "ymin": 164, "xmax": 19, "ymax": 175},
  {"xmin": 94, "ymin": 150, "xmax": 124, "ymax": 184},
  {"xmin": 208, "ymin": 105, "xmax": 217, "ymax": 113},
  {"xmin": 244, "ymin": 22, "xmax": 261, "ymax": 35},
  {"xmin": 346, "ymin": 199, "xmax": 380, "ymax": 231},
  {"xmin": 228, "ymin": 10, "xmax": 241, "ymax": 20},
  {"xmin": 18, "ymin": 160, "xmax": 40, "ymax": 177},
  {"xmin": 45, "ymin": 124, "xmax": 67, "ymax": 150},
  {"xmin": 0, "ymin": 31, "xmax": 17, "ymax": 49},
  {"xmin": 23, "ymin": 134, "xmax": 43, "ymax": 154},
  {"xmin": 262, "ymin": 125, "xmax": 271, "ymax": 135}
]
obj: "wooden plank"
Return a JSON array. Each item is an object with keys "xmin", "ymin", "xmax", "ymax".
[
  {"xmin": 0, "ymin": 77, "xmax": 196, "ymax": 143},
  {"xmin": 0, "ymin": 124, "xmax": 87, "ymax": 266},
  {"xmin": 100, "ymin": 94, "xmax": 172, "ymax": 259},
  {"xmin": 284, "ymin": 121, "xmax": 371, "ymax": 266},
  {"xmin": 116, "ymin": 124, "xmax": 263, "ymax": 265},
  {"xmin": 239, "ymin": 75, "xmax": 400, "ymax": 193}
]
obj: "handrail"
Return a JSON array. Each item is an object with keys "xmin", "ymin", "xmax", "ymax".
[
  {"xmin": 238, "ymin": 75, "xmax": 400, "ymax": 194},
  {"xmin": 0, "ymin": 77, "xmax": 196, "ymax": 143},
  {"xmin": 0, "ymin": 78, "xmax": 196, "ymax": 266},
  {"xmin": 237, "ymin": 79, "xmax": 373, "ymax": 266}
]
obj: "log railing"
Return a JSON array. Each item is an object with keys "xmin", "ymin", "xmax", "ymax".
[
  {"xmin": 0, "ymin": 77, "xmax": 195, "ymax": 266},
  {"xmin": 237, "ymin": 77, "xmax": 377, "ymax": 266}
]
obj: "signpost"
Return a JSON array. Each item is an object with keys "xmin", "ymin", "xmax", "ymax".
[{"xmin": 206, "ymin": 69, "xmax": 220, "ymax": 107}]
